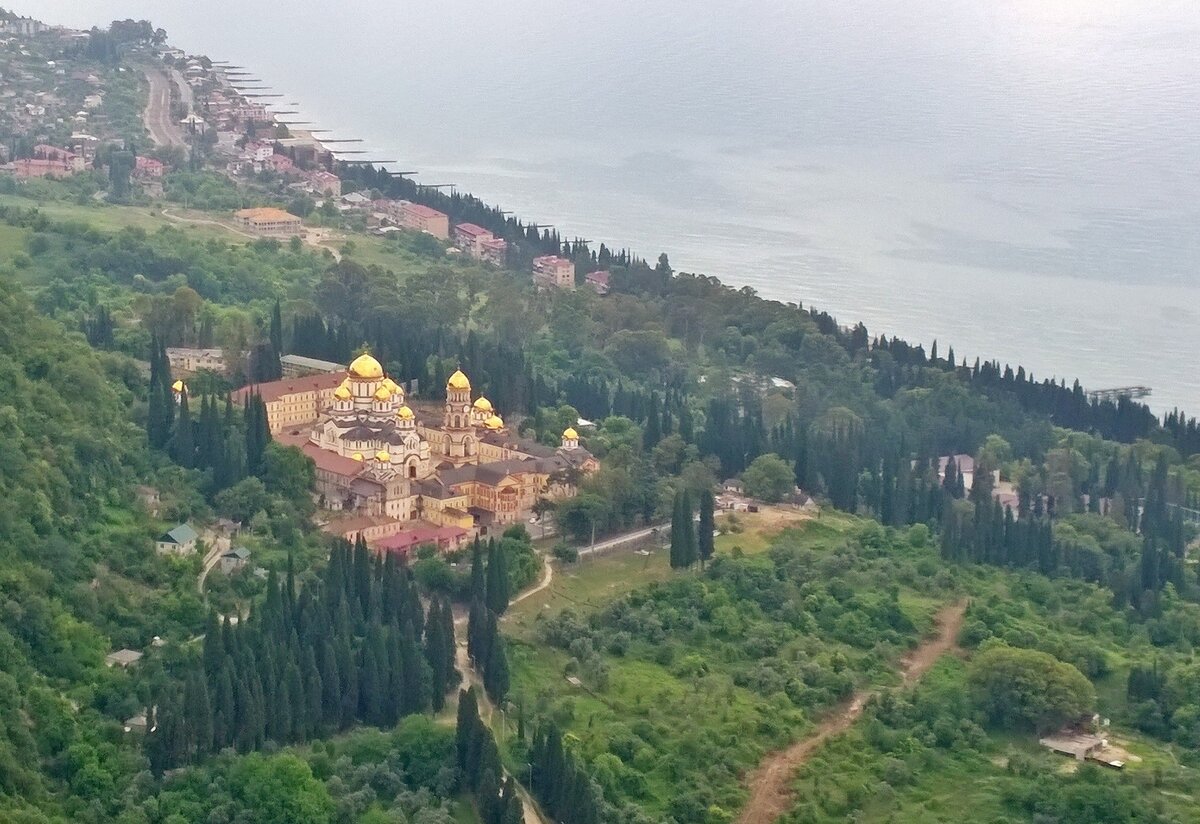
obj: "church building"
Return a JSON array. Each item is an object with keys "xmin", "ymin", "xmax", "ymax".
[{"xmin": 257, "ymin": 353, "xmax": 596, "ymax": 541}]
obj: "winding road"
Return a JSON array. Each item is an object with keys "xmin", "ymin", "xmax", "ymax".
[
  {"xmin": 735, "ymin": 600, "xmax": 968, "ymax": 824},
  {"xmin": 454, "ymin": 555, "xmax": 554, "ymax": 824}
]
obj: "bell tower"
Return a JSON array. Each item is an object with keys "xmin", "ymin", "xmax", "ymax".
[{"xmin": 443, "ymin": 369, "xmax": 477, "ymax": 465}]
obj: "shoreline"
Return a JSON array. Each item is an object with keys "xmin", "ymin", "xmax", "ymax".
[{"xmin": 147, "ymin": 40, "xmax": 1198, "ymax": 419}]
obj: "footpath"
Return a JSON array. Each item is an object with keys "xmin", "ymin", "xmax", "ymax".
[
  {"xmin": 735, "ymin": 601, "xmax": 968, "ymax": 824},
  {"xmin": 453, "ymin": 555, "xmax": 554, "ymax": 824}
]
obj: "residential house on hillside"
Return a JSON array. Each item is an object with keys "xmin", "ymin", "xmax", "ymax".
[
  {"xmin": 156, "ymin": 523, "xmax": 199, "ymax": 556},
  {"xmin": 219, "ymin": 546, "xmax": 250, "ymax": 574}
]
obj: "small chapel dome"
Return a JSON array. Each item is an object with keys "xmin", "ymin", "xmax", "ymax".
[
  {"xmin": 563, "ymin": 427, "xmax": 579, "ymax": 440},
  {"xmin": 382, "ymin": 377, "xmax": 401, "ymax": 394},
  {"xmin": 374, "ymin": 386, "xmax": 392, "ymax": 401},
  {"xmin": 447, "ymin": 369, "xmax": 471, "ymax": 391},
  {"xmin": 473, "ymin": 396, "xmax": 493, "ymax": 412},
  {"xmin": 349, "ymin": 353, "xmax": 384, "ymax": 379},
  {"xmin": 397, "ymin": 405, "xmax": 415, "ymax": 420},
  {"xmin": 484, "ymin": 414, "xmax": 504, "ymax": 430},
  {"xmin": 333, "ymin": 386, "xmax": 351, "ymax": 401},
  {"xmin": 351, "ymin": 452, "xmax": 364, "ymax": 461},
  {"xmin": 171, "ymin": 379, "xmax": 186, "ymax": 394},
  {"xmin": 375, "ymin": 450, "xmax": 391, "ymax": 463}
]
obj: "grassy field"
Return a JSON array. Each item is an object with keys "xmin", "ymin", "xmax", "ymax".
[
  {"xmin": 714, "ymin": 506, "xmax": 855, "ymax": 556},
  {"xmin": 507, "ymin": 506, "xmax": 839, "ymax": 639},
  {"xmin": 0, "ymin": 193, "xmax": 228, "ymax": 237}
]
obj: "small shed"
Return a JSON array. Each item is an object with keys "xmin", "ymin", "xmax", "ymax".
[
  {"xmin": 1039, "ymin": 731, "xmax": 1105, "ymax": 761},
  {"xmin": 156, "ymin": 523, "xmax": 198, "ymax": 556},
  {"xmin": 214, "ymin": 518, "xmax": 242, "ymax": 537},
  {"xmin": 105, "ymin": 649, "xmax": 143, "ymax": 669},
  {"xmin": 219, "ymin": 546, "xmax": 251, "ymax": 574}
]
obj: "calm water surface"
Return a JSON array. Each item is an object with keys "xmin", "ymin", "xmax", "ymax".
[{"xmin": 36, "ymin": 0, "xmax": 1200, "ymax": 411}]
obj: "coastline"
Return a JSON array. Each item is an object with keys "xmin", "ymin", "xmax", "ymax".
[{"xmin": 151, "ymin": 41, "xmax": 1199, "ymax": 418}]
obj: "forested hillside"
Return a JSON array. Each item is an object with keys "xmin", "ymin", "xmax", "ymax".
[{"xmin": 0, "ymin": 130, "xmax": 1196, "ymax": 823}]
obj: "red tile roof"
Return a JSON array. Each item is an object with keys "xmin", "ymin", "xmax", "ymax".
[
  {"xmin": 454, "ymin": 222, "xmax": 492, "ymax": 238},
  {"xmin": 231, "ymin": 371, "xmax": 346, "ymax": 404},
  {"xmin": 375, "ymin": 525, "xmax": 467, "ymax": 554},
  {"xmin": 404, "ymin": 203, "xmax": 447, "ymax": 220}
]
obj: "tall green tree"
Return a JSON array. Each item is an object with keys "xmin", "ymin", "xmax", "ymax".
[{"xmin": 697, "ymin": 487, "xmax": 715, "ymax": 568}]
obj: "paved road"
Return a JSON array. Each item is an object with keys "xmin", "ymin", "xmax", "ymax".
[
  {"xmin": 142, "ymin": 67, "xmax": 186, "ymax": 147},
  {"xmin": 169, "ymin": 66, "xmax": 194, "ymax": 115},
  {"xmin": 578, "ymin": 522, "xmax": 666, "ymax": 558},
  {"xmin": 196, "ymin": 534, "xmax": 230, "ymax": 593}
]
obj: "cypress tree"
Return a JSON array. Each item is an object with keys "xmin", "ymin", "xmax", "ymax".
[
  {"xmin": 483, "ymin": 630, "xmax": 510, "ymax": 703},
  {"xmin": 697, "ymin": 488, "xmax": 715, "ymax": 568},
  {"xmin": 170, "ymin": 385, "xmax": 194, "ymax": 468},
  {"xmin": 270, "ymin": 299, "xmax": 283, "ymax": 354},
  {"xmin": 456, "ymin": 687, "xmax": 479, "ymax": 772},
  {"xmin": 425, "ymin": 601, "xmax": 448, "ymax": 710},
  {"xmin": 470, "ymin": 537, "xmax": 486, "ymax": 602},
  {"xmin": 468, "ymin": 598, "xmax": 486, "ymax": 664},
  {"xmin": 486, "ymin": 541, "xmax": 509, "ymax": 615},
  {"xmin": 440, "ymin": 597, "xmax": 459, "ymax": 691},
  {"xmin": 477, "ymin": 769, "xmax": 501, "ymax": 824}
]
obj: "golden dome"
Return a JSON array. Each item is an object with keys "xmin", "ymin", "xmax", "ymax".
[
  {"xmin": 447, "ymin": 369, "xmax": 471, "ymax": 391},
  {"xmin": 171, "ymin": 379, "xmax": 185, "ymax": 393},
  {"xmin": 373, "ymin": 386, "xmax": 392, "ymax": 401},
  {"xmin": 351, "ymin": 452, "xmax": 364, "ymax": 462},
  {"xmin": 397, "ymin": 405, "xmax": 415, "ymax": 420},
  {"xmin": 349, "ymin": 353, "xmax": 384, "ymax": 379},
  {"xmin": 382, "ymin": 377, "xmax": 401, "ymax": 394},
  {"xmin": 333, "ymin": 386, "xmax": 351, "ymax": 401},
  {"xmin": 473, "ymin": 396, "xmax": 493, "ymax": 412},
  {"xmin": 484, "ymin": 414, "xmax": 504, "ymax": 430},
  {"xmin": 375, "ymin": 450, "xmax": 391, "ymax": 463},
  {"xmin": 563, "ymin": 427, "xmax": 579, "ymax": 440}
]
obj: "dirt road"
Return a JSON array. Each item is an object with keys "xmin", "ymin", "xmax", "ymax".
[{"xmin": 735, "ymin": 600, "xmax": 967, "ymax": 824}]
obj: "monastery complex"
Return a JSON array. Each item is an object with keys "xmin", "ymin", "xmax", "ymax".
[{"xmin": 235, "ymin": 354, "xmax": 596, "ymax": 548}]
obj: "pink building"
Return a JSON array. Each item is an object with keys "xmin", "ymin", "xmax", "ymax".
[
  {"xmin": 374, "ymin": 524, "xmax": 469, "ymax": 557},
  {"xmin": 454, "ymin": 222, "xmax": 492, "ymax": 252},
  {"xmin": 310, "ymin": 170, "xmax": 341, "ymax": 197},
  {"xmin": 399, "ymin": 201, "xmax": 450, "ymax": 240},
  {"xmin": 586, "ymin": 270, "xmax": 611, "ymax": 295},
  {"xmin": 3, "ymin": 145, "xmax": 84, "ymax": 178},
  {"xmin": 134, "ymin": 156, "xmax": 165, "ymax": 178},
  {"xmin": 269, "ymin": 154, "xmax": 294, "ymax": 174},
  {"xmin": 479, "ymin": 236, "xmax": 508, "ymax": 266},
  {"xmin": 533, "ymin": 255, "xmax": 576, "ymax": 290},
  {"xmin": 453, "ymin": 222, "xmax": 507, "ymax": 264}
]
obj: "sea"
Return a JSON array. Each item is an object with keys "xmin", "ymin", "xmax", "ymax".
[{"xmin": 33, "ymin": 0, "xmax": 1200, "ymax": 413}]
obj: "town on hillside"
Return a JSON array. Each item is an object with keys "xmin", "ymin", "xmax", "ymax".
[{"xmin": 0, "ymin": 15, "xmax": 617, "ymax": 294}]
